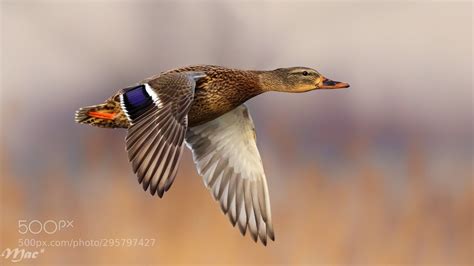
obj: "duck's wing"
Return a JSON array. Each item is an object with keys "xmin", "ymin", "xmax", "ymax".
[
  {"xmin": 121, "ymin": 72, "xmax": 202, "ymax": 197},
  {"xmin": 185, "ymin": 104, "xmax": 274, "ymax": 245}
]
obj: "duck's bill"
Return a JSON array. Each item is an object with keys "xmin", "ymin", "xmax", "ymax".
[{"xmin": 320, "ymin": 77, "xmax": 350, "ymax": 89}]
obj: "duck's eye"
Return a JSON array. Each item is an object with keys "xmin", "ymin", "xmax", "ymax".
[{"xmin": 302, "ymin": 71, "xmax": 309, "ymax": 76}]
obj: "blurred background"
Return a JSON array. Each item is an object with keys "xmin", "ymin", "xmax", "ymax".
[{"xmin": 1, "ymin": 0, "xmax": 472, "ymax": 265}]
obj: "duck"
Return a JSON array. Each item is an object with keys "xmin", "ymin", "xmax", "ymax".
[{"xmin": 75, "ymin": 65, "xmax": 349, "ymax": 245}]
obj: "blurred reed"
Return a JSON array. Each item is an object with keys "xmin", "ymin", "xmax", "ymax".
[{"xmin": 1, "ymin": 132, "xmax": 472, "ymax": 265}]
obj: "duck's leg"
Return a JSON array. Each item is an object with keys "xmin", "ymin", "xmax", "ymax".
[{"xmin": 75, "ymin": 95, "xmax": 130, "ymax": 129}]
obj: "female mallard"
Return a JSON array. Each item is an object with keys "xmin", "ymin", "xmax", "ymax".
[{"xmin": 75, "ymin": 65, "xmax": 349, "ymax": 245}]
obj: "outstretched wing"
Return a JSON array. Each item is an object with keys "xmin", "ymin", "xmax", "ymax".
[
  {"xmin": 185, "ymin": 104, "xmax": 275, "ymax": 245},
  {"xmin": 121, "ymin": 72, "xmax": 202, "ymax": 197}
]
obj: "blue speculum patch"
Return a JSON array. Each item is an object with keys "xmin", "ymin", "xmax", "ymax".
[{"xmin": 122, "ymin": 85, "xmax": 153, "ymax": 121}]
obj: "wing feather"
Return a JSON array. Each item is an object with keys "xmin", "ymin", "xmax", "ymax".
[
  {"xmin": 186, "ymin": 104, "xmax": 275, "ymax": 245},
  {"xmin": 121, "ymin": 73, "xmax": 201, "ymax": 197}
]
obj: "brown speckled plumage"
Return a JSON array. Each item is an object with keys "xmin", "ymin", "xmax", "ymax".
[
  {"xmin": 165, "ymin": 65, "xmax": 263, "ymax": 126},
  {"xmin": 75, "ymin": 94, "xmax": 129, "ymax": 128}
]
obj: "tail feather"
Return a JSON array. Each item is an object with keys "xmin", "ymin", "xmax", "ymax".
[
  {"xmin": 75, "ymin": 106, "xmax": 93, "ymax": 124},
  {"xmin": 75, "ymin": 100, "xmax": 130, "ymax": 128}
]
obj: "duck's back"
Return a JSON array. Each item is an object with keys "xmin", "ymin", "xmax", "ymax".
[{"xmin": 160, "ymin": 65, "xmax": 263, "ymax": 126}]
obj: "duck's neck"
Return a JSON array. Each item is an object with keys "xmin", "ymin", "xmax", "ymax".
[{"xmin": 256, "ymin": 70, "xmax": 286, "ymax": 92}]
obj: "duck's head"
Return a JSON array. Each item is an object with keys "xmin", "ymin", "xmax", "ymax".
[{"xmin": 259, "ymin": 67, "xmax": 350, "ymax": 93}]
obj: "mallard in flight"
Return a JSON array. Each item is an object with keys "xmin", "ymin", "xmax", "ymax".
[{"xmin": 75, "ymin": 65, "xmax": 349, "ymax": 245}]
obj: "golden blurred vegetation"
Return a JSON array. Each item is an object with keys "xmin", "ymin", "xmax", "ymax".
[
  {"xmin": 1, "ymin": 2, "xmax": 472, "ymax": 264},
  {"xmin": 1, "ymin": 133, "xmax": 472, "ymax": 265}
]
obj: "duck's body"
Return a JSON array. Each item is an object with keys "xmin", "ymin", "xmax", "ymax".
[
  {"xmin": 77, "ymin": 65, "xmax": 264, "ymax": 128},
  {"xmin": 75, "ymin": 65, "xmax": 349, "ymax": 245},
  {"xmin": 164, "ymin": 65, "xmax": 263, "ymax": 126}
]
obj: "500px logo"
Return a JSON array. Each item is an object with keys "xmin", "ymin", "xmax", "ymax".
[{"xmin": 18, "ymin": 219, "xmax": 74, "ymax": 235}]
